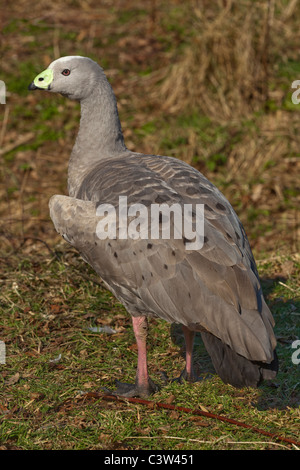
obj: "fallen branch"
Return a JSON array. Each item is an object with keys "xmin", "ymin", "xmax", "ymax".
[{"xmin": 90, "ymin": 393, "xmax": 300, "ymax": 448}]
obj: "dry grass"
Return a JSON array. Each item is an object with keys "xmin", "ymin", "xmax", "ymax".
[{"xmin": 154, "ymin": 0, "xmax": 299, "ymax": 120}]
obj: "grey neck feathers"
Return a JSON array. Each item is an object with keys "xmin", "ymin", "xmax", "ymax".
[{"xmin": 68, "ymin": 74, "xmax": 127, "ymax": 196}]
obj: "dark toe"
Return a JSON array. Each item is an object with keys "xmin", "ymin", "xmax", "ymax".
[
  {"xmin": 113, "ymin": 377, "xmax": 159, "ymax": 398},
  {"xmin": 172, "ymin": 367, "xmax": 199, "ymax": 384}
]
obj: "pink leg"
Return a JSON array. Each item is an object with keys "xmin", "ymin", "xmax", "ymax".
[
  {"xmin": 174, "ymin": 325, "xmax": 198, "ymax": 383},
  {"xmin": 132, "ymin": 315, "xmax": 150, "ymax": 390},
  {"xmin": 182, "ymin": 325, "xmax": 195, "ymax": 379},
  {"xmin": 113, "ymin": 315, "xmax": 159, "ymax": 397}
]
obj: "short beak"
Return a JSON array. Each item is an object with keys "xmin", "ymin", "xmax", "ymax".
[
  {"xmin": 28, "ymin": 82, "xmax": 38, "ymax": 90},
  {"xmin": 28, "ymin": 68, "xmax": 53, "ymax": 91}
]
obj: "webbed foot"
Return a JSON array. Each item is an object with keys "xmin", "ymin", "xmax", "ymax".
[
  {"xmin": 173, "ymin": 367, "xmax": 199, "ymax": 384},
  {"xmin": 112, "ymin": 377, "xmax": 160, "ymax": 398}
]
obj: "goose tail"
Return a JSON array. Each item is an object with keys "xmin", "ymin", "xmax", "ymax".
[{"xmin": 201, "ymin": 331, "xmax": 279, "ymax": 388}]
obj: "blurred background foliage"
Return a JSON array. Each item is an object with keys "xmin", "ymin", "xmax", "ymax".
[{"xmin": 0, "ymin": 0, "xmax": 299, "ymax": 256}]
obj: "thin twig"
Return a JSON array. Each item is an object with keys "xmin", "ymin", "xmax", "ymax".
[
  {"xmin": 21, "ymin": 236, "xmax": 59, "ymax": 259},
  {"xmin": 0, "ymin": 132, "xmax": 35, "ymax": 156},
  {"xmin": 0, "ymin": 104, "xmax": 10, "ymax": 148},
  {"xmin": 127, "ymin": 435, "xmax": 292, "ymax": 450},
  {"xmin": 278, "ymin": 281, "xmax": 299, "ymax": 293}
]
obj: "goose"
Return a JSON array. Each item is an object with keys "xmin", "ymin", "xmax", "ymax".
[{"xmin": 28, "ymin": 56, "xmax": 278, "ymax": 397}]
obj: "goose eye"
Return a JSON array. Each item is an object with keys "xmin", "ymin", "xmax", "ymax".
[{"xmin": 62, "ymin": 69, "xmax": 71, "ymax": 76}]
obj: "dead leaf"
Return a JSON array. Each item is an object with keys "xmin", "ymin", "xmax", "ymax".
[
  {"xmin": 6, "ymin": 372, "xmax": 20, "ymax": 386},
  {"xmin": 136, "ymin": 426, "xmax": 151, "ymax": 435},
  {"xmin": 30, "ymin": 392, "xmax": 45, "ymax": 400},
  {"xmin": 77, "ymin": 30, "xmax": 87, "ymax": 42},
  {"xmin": 157, "ymin": 426, "xmax": 171, "ymax": 434},
  {"xmin": 83, "ymin": 382, "xmax": 95, "ymax": 389},
  {"xmin": 199, "ymin": 404, "xmax": 209, "ymax": 413},
  {"xmin": 190, "ymin": 416, "xmax": 210, "ymax": 427},
  {"xmin": 50, "ymin": 304, "xmax": 62, "ymax": 314},
  {"xmin": 165, "ymin": 394, "xmax": 176, "ymax": 405},
  {"xmin": 0, "ymin": 404, "xmax": 9, "ymax": 415},
  {"xmin": 281, "ymin": 260, "xmax": 295, "ymax": 276},
  {"xmin": 251, "ymin": 184, "xmax": 263, "ymax": 202}
]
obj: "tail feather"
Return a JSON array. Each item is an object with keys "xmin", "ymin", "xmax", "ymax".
[{"xmin": 201, "ymin": 331, "xmax": 278, "ymax": 388}]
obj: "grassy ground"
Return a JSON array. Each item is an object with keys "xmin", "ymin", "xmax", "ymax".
[{"xmin": 0, "ymin": 0, "xmax": 299, "ymax": 450}]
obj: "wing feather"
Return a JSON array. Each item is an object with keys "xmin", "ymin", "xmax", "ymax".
[{"xmin": 49, "ymin": 152, "xmax": 276, "ymax": 362}]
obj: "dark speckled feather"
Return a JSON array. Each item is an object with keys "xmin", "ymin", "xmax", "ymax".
[{"xmin": 49, "ymin": 152, "xmax": 276, "ymax": 363}]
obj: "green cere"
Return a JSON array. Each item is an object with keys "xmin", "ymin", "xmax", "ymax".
[{"xmin": 33, "ymin": 68, "xmax": 53, "ymax": 89}]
